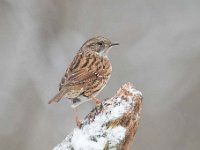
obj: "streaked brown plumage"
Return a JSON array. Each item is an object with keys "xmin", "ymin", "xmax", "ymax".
[{"xmin": 48, "ymin": 36, "xmax": 119, "ymax": 108}]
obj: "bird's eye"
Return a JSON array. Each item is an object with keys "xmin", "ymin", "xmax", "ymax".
[
  {"xmin": 96, "ymin": 41, "xmax": 105, "ymax": 52},
  {"xmin": 97, "ymin": 42, "xmax": 103, "ymax": 46}
]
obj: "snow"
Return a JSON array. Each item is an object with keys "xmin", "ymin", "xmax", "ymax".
[
  {"xmin": 107, "ymin": 126, "xmax": 126, "ymax": 147},
  {"xmin": 69, "ymin": 97, "xmax": 130, "ymax": 150},
  {"xmin": 53, "ymin": 84, "xmax": 142, "ymax": 150}
]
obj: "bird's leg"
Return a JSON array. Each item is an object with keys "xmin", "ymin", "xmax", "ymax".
[
  {"xmin": 75, "ymin": 108, "xmax": 81, "ymax": 128},
  {"xmin": 91, "ymin": 96, "xmax": 101, "ymax": 105}
]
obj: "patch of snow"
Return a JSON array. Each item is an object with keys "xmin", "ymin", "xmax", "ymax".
[
  {"xmin": 107, "ymin": 126, "xmax": 126, "ymax": 147},
  {"xmin": 68, "ymin": 97, "xmax": 131, "ymax": 150},
  {"xmin": 53, "ymin": 86, "xmax": 142, "ymax": 150},
  {"xmin": 128, "ymin": 88, "xmax": 142, "ymax": 96}
]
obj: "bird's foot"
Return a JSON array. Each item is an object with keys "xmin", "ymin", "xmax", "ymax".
[
  {"xmin": 91, "ymin": 96, "xmax": 101, "ymax": 106},
  {"xmin": 75, "ymin": 108, "xmax": 81, "ymax": 128},
  {"xmin": 76, "ymin": 115, "xmax": 81, "ymax": 128}
]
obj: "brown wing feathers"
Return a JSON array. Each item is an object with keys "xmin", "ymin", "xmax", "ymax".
[{"xmin": 49, "ymin": 52, "xmax": 111, "ymax": 104}]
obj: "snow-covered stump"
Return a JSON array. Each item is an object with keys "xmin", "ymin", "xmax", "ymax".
[{"xmin": 53, "ymin": 83, "xmax": 143, "ymax": 150}]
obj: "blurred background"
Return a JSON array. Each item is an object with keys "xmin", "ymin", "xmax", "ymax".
[{"xmin": 1, "ymin": 0, "xmax": 200, "ymax": 149}]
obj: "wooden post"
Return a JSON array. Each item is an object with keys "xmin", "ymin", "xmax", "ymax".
[{"xmin": 53, "ymin": 83, "xmax": 143, "ymax": 150}]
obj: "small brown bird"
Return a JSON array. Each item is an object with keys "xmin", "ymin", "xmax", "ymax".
[{"xmin": 48, "ymin": 36, "xmax": 119, "ymax": 125}]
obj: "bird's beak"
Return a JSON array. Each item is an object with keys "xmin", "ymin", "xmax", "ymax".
[{"xmin": 110, "ymin": 43, "xmax": 119, "ymax": 47}]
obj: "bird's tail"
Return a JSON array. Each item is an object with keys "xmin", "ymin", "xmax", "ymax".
[{"xmin": 48, "ymin": 90, "xmax": 66, "ymax": 104}]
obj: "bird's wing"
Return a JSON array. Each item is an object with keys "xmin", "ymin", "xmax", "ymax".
[
  {"xmin": 59, "ymin": 69, "xmax": 98, "ymax": 91},
  {"xmin": 67, "ymin": 69, "xmax": 98, "ymax": 83},
  {"xmin": 59, "ymin": 53, "xmax": 102, "ymax": 91}
]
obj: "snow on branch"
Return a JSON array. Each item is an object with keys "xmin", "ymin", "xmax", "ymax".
[{"xmin": 53, "ymin": 83, "xmax": 143, "ymax": 150}]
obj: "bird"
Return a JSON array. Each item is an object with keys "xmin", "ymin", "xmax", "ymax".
[{"xmin": 48, "ymin": 36, "xmax": 119, "ymax": 126}]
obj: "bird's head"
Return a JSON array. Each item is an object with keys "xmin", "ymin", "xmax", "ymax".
[{"xmin": 80, "ymin": 36, "xmax": 119, "ymax": 56}]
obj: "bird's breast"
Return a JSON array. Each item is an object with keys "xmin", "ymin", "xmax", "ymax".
[
  {"xmin": 102, "ymin": 57, "xmax": 112, "ymax": 77},
  {"xmin": 83, "ymin": 56, "xmax": 112, "ymax": 97}
]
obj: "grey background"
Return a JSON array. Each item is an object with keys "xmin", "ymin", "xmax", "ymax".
[{"xmin": 1, "ymin": 0, "xmax": 200, "ymax": 150}]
